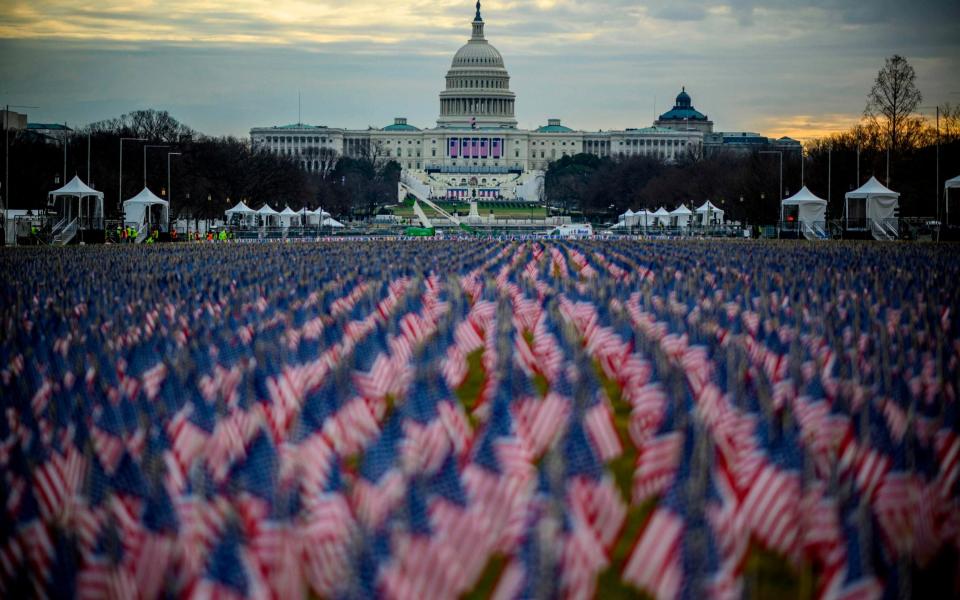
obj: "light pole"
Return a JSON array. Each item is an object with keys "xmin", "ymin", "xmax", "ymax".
[
  {"xmin": 119, "ymin": 137, "xmax": 146, "ymax": 217},
  {"xmin": 919, "ymin": 105, "xmax": 943, "ymax": 228},
  {"xmin": 167, "ymin": 152, "xmax": 181, "ymax": 232},
  {"xmin": 144, "ymin": 145, "xmax": 169, "ymax": 188},
  {"xmin": 3, "ymin": 104, "xmax": 38, "ymax": 241},
  {"xmin": 828, "ymin": 145, "xmax": 832, "ymax": 215},
  {"xmin": 61, "ymin": 122, "xmax": 68, "ymax": 185},
  {"xmin": 760, "ymin": 150, "xmax": 783, "ymax": 226}
]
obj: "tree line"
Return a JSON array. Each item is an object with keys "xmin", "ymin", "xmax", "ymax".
[
  {"xmin": 3, "ymin": 56, "xmax": 956, "ymax": 226},
  {"xmin": 0, "ymin": 109, "xmax": 401, "ymax": 224},
  {"xmin": 545, "ymin": 54, "xmax": 960, "ymax": 224}
]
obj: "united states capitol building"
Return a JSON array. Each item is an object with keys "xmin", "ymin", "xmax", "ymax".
[{"xmin": 250, "ymin": 2, "xmax": 798, "ymax": 202}]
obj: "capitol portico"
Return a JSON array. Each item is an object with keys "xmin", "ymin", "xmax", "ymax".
[{"xmin": 250, "ymin": 2, "xmax": 714, "ymax": 201}]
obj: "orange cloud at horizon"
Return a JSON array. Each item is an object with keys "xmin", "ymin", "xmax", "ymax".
[{"xmin": 755, "ymin": 113, "xmax": 861, "ymax": 143}]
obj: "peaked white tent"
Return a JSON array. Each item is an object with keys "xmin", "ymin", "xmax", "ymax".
[
  {"xmin": 845, "ymin": 176, "xmax": 899, "ymax": 230},
  {"xmin": 670, "ymin": 204, "xmax": 693, "ymax": 228},
  {"xmin": 123, "ymin": 187, "xmax": 168, "ymax": 231},
  {"xmin": 695, "ymin": 200, "xmax": 724, "ymax": 226},
  {"xmin": 225, "ymin": 200, "xmax": 257, "ymax": 227},
  {"xmin": 782, "ymin": 186, "xmax": 827, "ymax": 225},
  {"xmin": 632, "ymin": 209, "xmax": 653, "ymax": 229},
  {"xmin": 946, "ymin": 175, "xmax": 960, "ymax": 225},
  {"xmin": 652, "ymin": 207, "xmax": 671, "ymax": 226},
  {"xmin": 615, "ymin": 208, "xmax": 635, "ymax": 229},
  {"xmin": 305, "ymin": 207, "xmax": 332, "ymax": 226},
  {"xmin": 257, "ymin": 204, "xmax": 280, "ymax": 227},
  {"xmin": 322, "ymin": 217, "xmax": 345, "ymax": 228},
  {"xmin": 48, "ymin": 175, "xmax": 105, "ymax": 231},
  {"xmin": 279, "ymin": 206, "xmax": 301, "ymax": 228}
]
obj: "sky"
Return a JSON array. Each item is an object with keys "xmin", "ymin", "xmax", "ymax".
[{"xmin": 1, "ymin": 0, "xmax": 958, "ymax": 141}]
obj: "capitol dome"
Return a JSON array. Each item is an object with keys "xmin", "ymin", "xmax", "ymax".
[
  {"xmin": 437, "ymin": 1, "xmax": 517, "ymax": 129},
  {"xmin": 451, "ymin": 39, "xmax": 505, "ymax": 67}
]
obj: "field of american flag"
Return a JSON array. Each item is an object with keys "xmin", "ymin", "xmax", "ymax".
[{"xmin": 1, "ymin": 239, "xmax": 959, "ymax": 599}]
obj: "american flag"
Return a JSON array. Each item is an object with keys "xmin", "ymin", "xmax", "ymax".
[{"xmin": 2, "ymin": 239, "xmax": 959, "ymax": 599}]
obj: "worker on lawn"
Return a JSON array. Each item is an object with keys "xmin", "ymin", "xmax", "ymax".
[{"xmin": 219, "ymin": 229, "xmax": 227, "ymax": 242}]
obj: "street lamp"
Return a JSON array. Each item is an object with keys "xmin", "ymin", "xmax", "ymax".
[
  {"xmin": 760, "ymin": 150, "xmax": 783, "ymax": 225},
  {"xmin": 144, "ymin": 145, "xmax": 169, "ymax": 188},
  {"xmin": 3, "ymin": 104, "xmax": 39, "ymax": 239},
  {"xmin": 919, "ymin": 105, "xmax": 943, "ymax": 228},
  {"xmin": 167, "ymin": 152, "xmax": 181, "ymax": 232},
  {"xmin": 739, "ymin": 195, "xmax": 746, "ymax": 234},
  {"xmin": 119, "ymin": 137, "xmax": 146, "ymax": 216}
]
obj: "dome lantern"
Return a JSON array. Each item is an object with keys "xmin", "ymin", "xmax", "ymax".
[{"xmin": 472, "ymin": 0, "xmax": 484, "ymax": 39}]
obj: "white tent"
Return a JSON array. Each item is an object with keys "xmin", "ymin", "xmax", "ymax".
[
  {"xmin": 845, "ymin": 176, "xmax": 899, "ymax": 229},
  {"xmin": 695, "ymin": 200, "xmax": 724, "ymax": 226},
  {"xmin": 225, "ymin": 200, "xmax": 257, "ymax": 227},
  {"xmin": 48, "ymin": 175, "xmax": 105, "ymax": 231},
  {"xmin": 945, "ymin": 175, "xmax": 960, "ymax": 225},
  {"xmin": 670, "ymin": 204, "xmax": 693, "ymax": 228},
  {"xmin": 632, "ymin": 209, "xmax": 653, "ymax": 229},
  {"xmin": 322, "ymin": 217, "xmax": 345, "ymax": 228},
  {"xmin": 257, "ymin": 203, "xmax": 280, "ymax": 227},
  {"xmin": 305, "ymin": 207, "xmax": 332, "ymax": 226},
  {"xmin": 279, "ymin": 206, "xmax": 301, "ymax": 228},
  {"xmin": 782, "ymin": 186, "xmax": 827, "ymax": 225},
  {"xmin": 123, "ymin": 187, "xmax": 168, "ymax": 231},
  {"xmin": 652, "ymin": 207, "xmax": 671, "ymax": 226}
]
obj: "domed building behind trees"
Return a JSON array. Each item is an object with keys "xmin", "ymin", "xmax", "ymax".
[
  {"xmin": 249, "ymin": 2, "xmax": 789, "ymax": 202},
  {"xmin": 654, "ymin": 87, "xmax": 714, "ymax": 134}
]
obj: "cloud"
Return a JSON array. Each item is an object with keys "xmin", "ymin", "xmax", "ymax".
[{"xmin": 0, "ymin": 0, "xmax": 957, "ymax": 140}]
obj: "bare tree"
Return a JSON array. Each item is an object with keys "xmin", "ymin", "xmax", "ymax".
[
  {"xmin": 865, "ymin": 55, "xmax": 923, "ymax": 152},
  {"xmin": 939, "ymin": 102, "xmax": 960, "ymax": 142},
  {"xmin": 313, "ymin": 147, "xmax": 339, "ymax": 180},
  {"xmin": 87, "ymin": 109, "xmax": 194, "ymax": 143}
]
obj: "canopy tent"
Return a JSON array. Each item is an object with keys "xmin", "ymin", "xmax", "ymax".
[
  {"xmin": 844, "ymin": 176, "xmax": 899, "ymax": 229},
  {"xmin": 782, "ymin": 186, "xmax": 827, "ymax": 225},
  {"xmin": 322, "ymin": 217, "xmax": 345, "ymax": 229},
  {"xmin": 619, "ymin": 208, "xmax": 635, "ymax": 222},
  {"xmin": 304, "ymin": 207, "xmax": 332, "ymax": 226},
  {"xmin": 225, "ymin": 200, "xmax": 255, "ymax": 216},
  {"xmin": 257, "ymin": 204, "xmax": 280, "ymax": 227},
  {"xmin": 946, "ymin": 175, "xmax": 960, "ymax": 226},
  {"xmin": 123, "ymin": 187, "xmax": 168, "ymax": 232},
  {"xmin": 279, "ymin": 206, "xmax": 301, "ymax": 228},
  {"xmin": 48, "ymin": 175, "xmax": 105, "ymax": 231},
  {"xmin": 224, "ymin": 200, "xmax": 257, "ymax": 227},
  {"xmin": 695, "ymin": 200, "xmax": 724, "ymax": 225},
  {"xmin": 670, "ymin": 204, "xmax": 693, "ymax": 228},
  {"xmin": 652, "ymin": 207, "xmax": 671, "ymax": 226},
  {"xmin": 632, "ymin": 209, "xmax": 653, "ymax": 228}
]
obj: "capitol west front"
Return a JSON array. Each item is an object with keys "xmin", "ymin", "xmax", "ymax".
[{"xmin": 250, "ymin": 2, "xmax": 708, "ymax": 202}]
